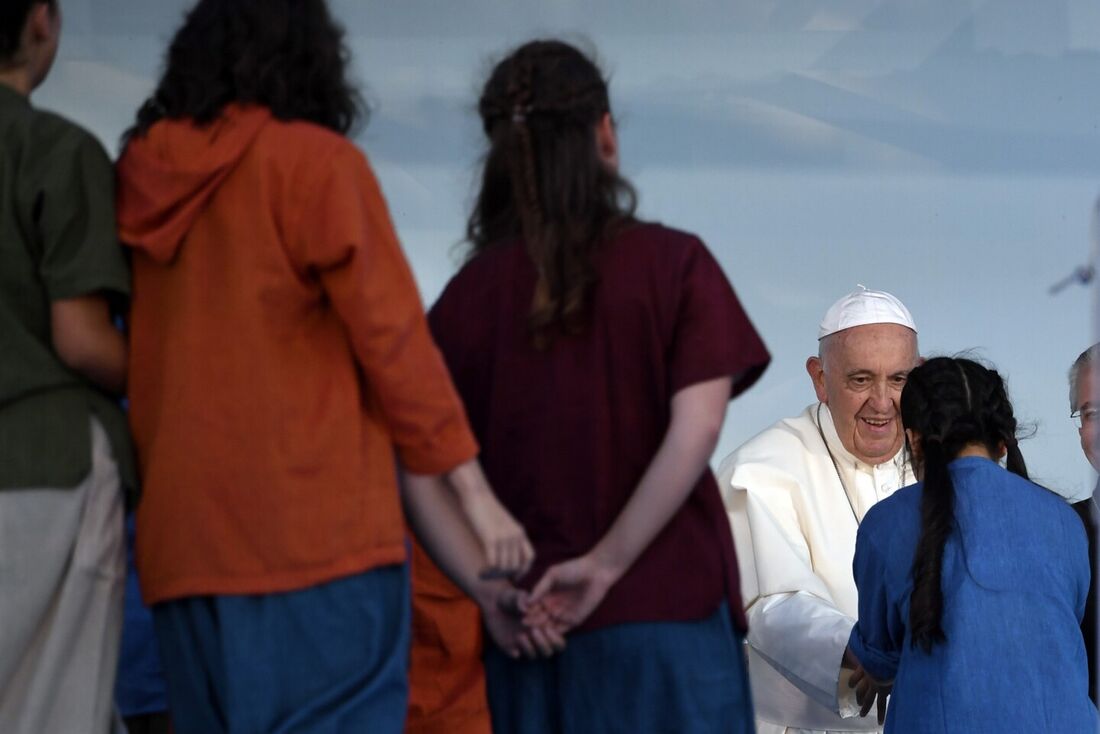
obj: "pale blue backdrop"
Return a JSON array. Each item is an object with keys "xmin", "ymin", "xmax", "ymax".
[{"xmin": 41, "ymin": 0, "xmax": 1100, "ymax": 497}]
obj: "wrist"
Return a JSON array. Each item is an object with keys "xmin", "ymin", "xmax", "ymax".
[
  {"xmin": 587, "ymin": 546, "xmax": 627, "ymax": 587},
  {"xmin": 448, "ymin": 460, "xmax": 487, "ymax": 502},
  {"xmin": 472, "ymin": 578, "xmax": 509, "ymax": 612}
]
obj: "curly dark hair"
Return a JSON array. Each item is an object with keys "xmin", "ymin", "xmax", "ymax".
[
  {"xmin": 467, "ymin": 39, "xmax": 637, "ymax": 349},
  {"xmin": 901, "ymin": 356, "xmax": 1028, "ymax": 653},
  {"xmin": 0, "ymin": 0, "xmax": 54, "ymax": 64},
  {"xmin": 125, "ymin": 0, "xmax": 364, "ymax": 141}
]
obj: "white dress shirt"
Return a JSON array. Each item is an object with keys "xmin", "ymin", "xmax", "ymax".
[{"xmin": 718, "ymin": 403, "xmax": 913, "ymax": 734}]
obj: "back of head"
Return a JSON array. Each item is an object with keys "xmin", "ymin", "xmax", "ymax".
[
  {"xmin": 468, "ymin": 39, "xmax": 636, "ymax": 348},
  {"xmin": 127, "ymin": 0, "xmax": 362, "ymax": 140},
  {"xmin": 0, "ymin": 0, "xmax": 50, "ymax": 64},
  {"xmin": 901, "ymin": 356, "xmax": 1026, "ymax": 653}
]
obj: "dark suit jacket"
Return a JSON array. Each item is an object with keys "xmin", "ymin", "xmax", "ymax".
[{"xmin": 1073, "ymin": 490, "xmax": 1098, "ymax": 707}]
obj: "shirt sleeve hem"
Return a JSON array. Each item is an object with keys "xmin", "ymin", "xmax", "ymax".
[
  {"xmin": 846, "ymin": 624, "xmax": 899, "ymax": 683},
  {"xmin": 398, "ymin": 433, "xmax": 479, "ymax": 476}
]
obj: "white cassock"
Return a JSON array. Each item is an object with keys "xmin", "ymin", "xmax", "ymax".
[{"xmin": 718, "ymin": 402, "xmax": 913, "ymax": 734}]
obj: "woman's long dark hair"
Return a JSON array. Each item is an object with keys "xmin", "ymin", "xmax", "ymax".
[
  {"xmin": 125, "ymin": 0, "xmax": 363, "ymax": 141},
  {"xmin": 901, "ymin": 356, "xmax": 1028, "ymax": 652},
  {"xmin": 468, "ymin": 39, "xmax": 637, "ymax": 349}
]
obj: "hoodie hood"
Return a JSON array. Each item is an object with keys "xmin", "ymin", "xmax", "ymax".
[{"xmin": 116, "ymin": 104, "xmax": 270, "ymax": 264}]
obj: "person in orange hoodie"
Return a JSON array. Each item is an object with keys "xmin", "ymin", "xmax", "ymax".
[{"xmin": 115, "ymin": 1, "xmax": 551, "ymax": 732}]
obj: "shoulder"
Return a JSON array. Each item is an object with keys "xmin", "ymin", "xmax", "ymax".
[
  {"xmin": 430, "ymin": 241, "xmax": 523, "ymax": 323},
  {"xmin": 609, "ymin": 221, "xmax": 712, "ymax": 265},
  {"xmin": 861, "ymin": 483, "xmax": 922, "ymax": 543},
  {"xmin": 257, "ymin": 116, "xmax": 354, "ymax": 155},
  {"xmin": 962, "ymin": 460, "xmax": 1078, "ymax": 519},
  {"xmin": 27, "ymin": 108, "xmax": 111, "ymax": 169},
  {"xmin": 445, "ymin": 240, "xmax": 521, "ymax": 289},
  {"xmin": 254, "ymin": 117, "xmax": 370, "ymax": 182},
  {"xmin": 1011, "ymin": 472, "xmax": 1088, "ymax": 536},
  {"xmin": 727, "ymin": 405, "xmax": 821, "ymax": 465},
  {"xmin": 719, "ymin": 405, "xmax": 822, "ymax": 492}
]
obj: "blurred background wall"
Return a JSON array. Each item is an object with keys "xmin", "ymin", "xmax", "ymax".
[{"xmin": 41, "ymin": 0, "xmax": 1100, "ymax": 497}]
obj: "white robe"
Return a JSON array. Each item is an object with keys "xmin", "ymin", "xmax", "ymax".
[{"xmin": 718, "ymin": 403, "xmax": 913, "ymax": 734}]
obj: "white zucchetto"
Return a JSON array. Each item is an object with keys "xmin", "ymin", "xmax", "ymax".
[{"xmin": 818, "ymin": 286, "xmax": 917, "ymax": 340}]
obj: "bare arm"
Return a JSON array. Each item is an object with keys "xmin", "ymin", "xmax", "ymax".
[
  {"xmin": 446, "ymin": 459, "xmax": 534, "ymax": 577},
  {"xmin": 50, "ymin": 295, "xmax": 126, "ymax": 395},
  {"xmin": 402, "ymin": 471, "xmax": 562, "ymax": 658},
  {"xmin": 529, "ymin": 376, "xmax": 732, "ymax": 627}
]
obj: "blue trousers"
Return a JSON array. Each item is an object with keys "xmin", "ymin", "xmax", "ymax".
[
  {"xmin": 152, "ymin": 563, "xmax": 410, "ymax": 734},
  {"xmin": 484, "ymin": 602, "xmax": 754, "ymax": 734}
]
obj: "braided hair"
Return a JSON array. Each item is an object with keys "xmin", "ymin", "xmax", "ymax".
[
  {"xmin": 901, "ymin": 356, "xmax": 1028, "ymax": 653},
  {"xmin": 467, "ymin": 39, "xmax": 637, "ymax": 349}
]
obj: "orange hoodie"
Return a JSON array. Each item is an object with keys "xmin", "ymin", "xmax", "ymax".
[{"xmin": 117, "ymin": 105, "xmax": 478, "ymax": 603}]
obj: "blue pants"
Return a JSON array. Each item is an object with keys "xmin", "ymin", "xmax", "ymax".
[
  {"xmin": 152, "ymin": 563, "xmax": 410, "ymax": 734},
  {"xmin": 484, "ymin": 602, "xmax": 754, "ymax": 734}
]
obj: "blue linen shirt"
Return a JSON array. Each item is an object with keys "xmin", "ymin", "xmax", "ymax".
[{"xmin": 848, "ymin": 457, "xmax": 1097, "ymax": 732}]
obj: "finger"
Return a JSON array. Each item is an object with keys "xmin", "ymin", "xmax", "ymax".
[
  {"xmin": 542, "ymin": 624, "xmax": 567, "ymax": 652},
  {"xmin": 529, "ymin": 627, "xmax": 556, "ymax": 657},
  {"xmin": 515, "ymin": 632, "xmax": 538, "ymax": 660},
  {"xmin": 512, "ymin": 589, "xmax": 532, "ymax": 614},
  {"xmin": 528, "ymin": 569, "xmax": 558, "ymax": 603},
  {"xmin": 532, "ymin": 593, "xmax": 574, "ymax": 627},
  {"xmin": 877, "ymin": 691, "xmax": 888, "ymax": 725},
  {"xmin": 522, "ymin": 601, "xmax": 551, "ymax": 627},
  {"xmin": 855, "ymin": 678, "xmax": 869, "ymax": 711},
  {"xmin": 495, "ymin": 538, "xmax": 510, "ymax": 574},
  {"xmin": 486, "ymin": 539, "xmax": 502, "ymax": 573},
  {"xmin": 506, "ymin": 537, "xmax": 521, "ymax": 573},
  {"xmin": 859, "ymin": 688, "xmax": 874, "ymax": 718},
  {"xmin": 519, "ymin": 539, "xmax": 536, "ymax": 576}
]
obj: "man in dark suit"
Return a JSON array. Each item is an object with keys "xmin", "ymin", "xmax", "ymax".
[{"xmin": 1070, "ymin": 343, "xmax": 1100, "ymax": 706}]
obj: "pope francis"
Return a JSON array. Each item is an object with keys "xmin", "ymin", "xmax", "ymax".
[{"xmin": 718, "ymin": 288, "xmax": 919, "ymax": 734}]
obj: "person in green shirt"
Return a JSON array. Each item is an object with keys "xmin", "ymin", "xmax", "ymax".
[{"xmin": 0, "ymin": 2, "xmax": 134, "ymax": 732}]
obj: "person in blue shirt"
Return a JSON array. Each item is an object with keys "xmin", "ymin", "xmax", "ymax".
[{"xmin": 845, "ymin": 356, "xmax": 1097, "ymax": 732}]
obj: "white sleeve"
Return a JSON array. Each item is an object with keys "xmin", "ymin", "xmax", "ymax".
[
  {"xmin": 747, "ymin": 592, "xmax": 862, "ymax": 716},
  {"xmin": 722, "ymin": 456, "xmax": 860, "ymax": 717}
]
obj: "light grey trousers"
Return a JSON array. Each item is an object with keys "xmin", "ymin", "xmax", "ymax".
[{"xmin": 0, "ymin": 418, "xmax": 125, "ymax": 734}]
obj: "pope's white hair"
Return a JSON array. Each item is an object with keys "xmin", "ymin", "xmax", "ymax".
[{"xmin": 1069, "ymin": 343, "xmax": 1100, "ymax": 411}]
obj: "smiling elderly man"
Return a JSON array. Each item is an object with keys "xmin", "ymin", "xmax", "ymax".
[
  {"xmin": 1069, "ymin": 343, "xmax": 1100, "ymax": 706},
  {"xmin": 718, "ymin": 288, "xmax": 919, "ymax": 734}
]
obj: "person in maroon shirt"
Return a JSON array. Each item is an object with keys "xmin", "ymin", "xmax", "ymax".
[{"xmin": 428, "ymin": 40, "xmax": 770, "ymax": 733}]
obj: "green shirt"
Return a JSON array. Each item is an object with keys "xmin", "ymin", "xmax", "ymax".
[{"xmin": 0, "ymin": 83, "xmax": 135, "ymax": 500}]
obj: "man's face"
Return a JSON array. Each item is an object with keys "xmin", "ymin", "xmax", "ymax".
[
  {"xmin": 1076, "ymin": 364, "xmax": 1100, "ymax": 472},
  {"xmin": 807, "ymin": 323, "xmax": 919, "ymax": 466}
]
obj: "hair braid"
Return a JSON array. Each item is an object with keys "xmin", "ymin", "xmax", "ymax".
[
  {"xmin": 901, "ymin": 356, "xmax": 1027, "ymax": 652},
  {"xmin": 468, "ymin": 39, "xmax": 637, "ymax": 349}
]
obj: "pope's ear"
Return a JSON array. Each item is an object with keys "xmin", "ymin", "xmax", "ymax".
[{"xmin": 806, "ymin": 356, "xmax": 828, "ymax": 404}]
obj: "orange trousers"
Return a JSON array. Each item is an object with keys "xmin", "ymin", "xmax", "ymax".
[{"xmin": 406, "ymin": 539, "xmax": 491, "ymax": 734}]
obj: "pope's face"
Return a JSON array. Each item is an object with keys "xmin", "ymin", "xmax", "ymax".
[
  {"xmin": 807, "ymin": 323, "xmax": 919, "ymax": 466},
  {"xmin": 1076, "ymin": 365, "xmax": 1100, "ymax": 472}
]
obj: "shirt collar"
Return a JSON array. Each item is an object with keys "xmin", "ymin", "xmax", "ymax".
[{"xmin": 817, "ymin": 402, "xmax": 907, "ymax": 477}]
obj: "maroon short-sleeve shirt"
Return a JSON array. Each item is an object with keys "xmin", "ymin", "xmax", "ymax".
[{"xmin": 429, "ymin": 222, "xmax": 770, "ymax": 631}]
